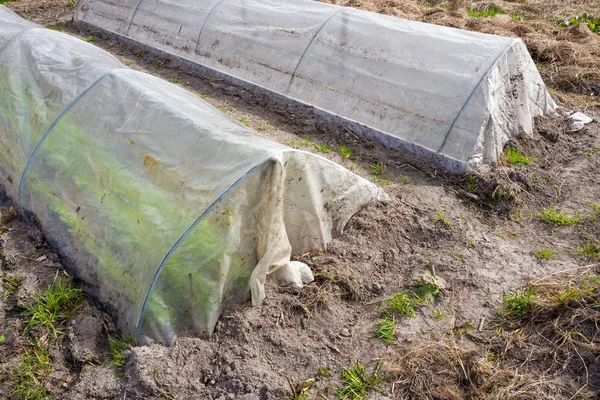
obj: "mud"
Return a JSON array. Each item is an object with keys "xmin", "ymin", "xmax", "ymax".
[{"xmin": 0, "ymin": 0, "xmax": 599, "ymax": 399}]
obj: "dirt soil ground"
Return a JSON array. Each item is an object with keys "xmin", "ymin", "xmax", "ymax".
[{"xmin": 1, "ymin": 0, "xmax": 599, "ymax": 399}]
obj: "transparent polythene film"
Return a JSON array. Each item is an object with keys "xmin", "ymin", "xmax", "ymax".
[
  {"xmin": 76, "ymin": 0, "xmax": 556, "ymax": 171},
  {"xmin": 0, "ymin": 7, "xmax": 383, "ymax": 344}
]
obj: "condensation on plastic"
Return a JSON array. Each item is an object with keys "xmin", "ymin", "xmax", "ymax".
[
  {"xmin": 75, "ymin": 0, "xmax": 556, "ymax": 172},
  {"xmin": 0, "ymin": 6, "xmax": 384, "ymax": 344}
]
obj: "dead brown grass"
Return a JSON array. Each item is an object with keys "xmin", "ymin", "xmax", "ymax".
[{"xmin": 383, "ymin": 265, "xmax": 600, "ymax": 399}]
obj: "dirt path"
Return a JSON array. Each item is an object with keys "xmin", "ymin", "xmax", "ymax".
[{"xmin": 1, "ymin": 1, "xmax": 599, "ymax": 399}]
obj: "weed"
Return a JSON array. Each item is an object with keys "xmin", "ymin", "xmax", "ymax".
[
  {"xmin": 46, "ymin": 25, "xmax": 66, "ymax": 32},
  {"xmin": 109, "ymin": 334, "xmax": 136, "ymax": 371},
  {"xmin": 84, "ymin": 36, "xmax": 96, "ymax": 43},
  {"xmin": 0, "ymin": 335, "xmax": 4, "ymax": 343},
  {"xmin": 511, "ymin": 14, "xmax": 527, "ymax": 22},
  {"xmin": 505, "ymin": 147, "xmax": 532, "ymax": 166},
  {"xmin": 169, "ymin": 76, "xmax": 182, "ymax": 83},
  {"xmin": 286, "ymin": 378, "xmax": 315, "ymax": 400},
  {"xmin": 317, "ymin": 367, "xmax": 331, "ymax": 378},
  {"xmin": 255, "ymin": 120, "xmax": 271, "ymax": 131},
  {"xmin": 337, "ymin": 145, "xmax": 355, "ymax": 158},
  {"xmin": 466, "ymin": 237, "xmax": 475, "ymax": 248},
  {"xmin": 124, "ymin": 60, "xmax": 133, "ymax": 66},
  {"xmin": 583, "ymin": 146, "xmax": 600, "ymax": 158},
  {"xmin": 67, "ymin": 0, "xmax": 76, "ymax": 8},
  {"xmin": 499, "ymin": 288, "xmax": 535, "ymax": 320},
  {"xmin": 335, "ymin": 361, "xmax": 385, "ymax": 400},
  {"xmin": 3, "ymin": 276, "xmax": 21, "ymax": 299},
  {"xmin": 576, "ymin": 241, "xmax": 599, "ymax": 259},
  {"xmin": 11, "ymin": 342, "xmax": 53, "ymax": 399},
  {"xmin": 238, "ymin": 116, "xmax": 251, "ymax": 127},
  {"xmin": 533, "ymin": 248, "xmax": 555, "ymax": 260},
  {"xmin": 314, "ymin": 144, "xmax": 331, "ymax": 153},
  {"xmin": 399, "ymin": 175, "xmax": 411, "ymax": 185},
  {"xmin": 432, "ymin": 208, "xmax": 452, "ymax": 229},
  {"xmin": 378, "ymin": 178, "xmax": 391, "ymax": 185},
  {"xmin": 538, "ymin": 206, "xmax": 582, "ymax": 226},
  {"xmin": 467, "ymin": 5, "xmax": 504, "ymax": 18},
  {"xmin": 373, "ymin": 318, "xmax": 396, "ymax": 345},
  {"xmin": 370, "ymin": 163, "xmax": 383, "ymax": 177},
  {"xmin": 431, "ymin": 309, "xmax": 446, "ymax": 320},
  {"xmin": 411, "ymin": 279, "xmax": 441, "ymax": 304},
  {"xmin": 23, "ymin": 278, "xmax": 83, "ymax": 338},
  {"xmin": 465, "ymin": 175, "xmax": 478, "ymax": 193},
  {"xmin": 558, "ymin": 12, "xmax": 600, "ymax": 34},
  {"xmin": 381, "ymin": 292, "xmax": 418, "ymax": 319}
]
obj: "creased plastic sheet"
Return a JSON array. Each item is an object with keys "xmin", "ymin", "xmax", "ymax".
[
  {"xmin": 0, "ymin": 6, "xmax": 384, "ymax": 344},
  {"xmin": 76, "ymin": 0, "xmax": 556, "ymax": 172}
]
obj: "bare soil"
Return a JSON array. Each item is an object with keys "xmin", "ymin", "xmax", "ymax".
[{"xmin": 1, "ymin": 0, "xmax": 599, "ymax": 399}]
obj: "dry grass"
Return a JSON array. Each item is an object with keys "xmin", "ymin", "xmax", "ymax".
[{"xmin": 382, "ymin": 265, "xmax": 600, "ymax": 399}]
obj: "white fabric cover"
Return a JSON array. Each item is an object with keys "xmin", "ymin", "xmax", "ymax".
[
  {"xmin": 0, "ymin": 6, "xmax": 384, "ymax": 344},
  {"xmin": 75, "ymin": 0, "xmax": 556, "ymax": 172}
]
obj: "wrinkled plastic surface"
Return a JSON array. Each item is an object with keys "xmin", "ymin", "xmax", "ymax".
[
  {"xmin": 76, "ymin": 0, "xmax": 556, "ymax": 172},
  {"xmin": 0, "ymin": 6, "xmax": 383, "ymax": 344}
]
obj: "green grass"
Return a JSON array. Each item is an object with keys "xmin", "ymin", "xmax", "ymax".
[
  {"xmin": 555, "ymin": 275, "xmax": 600, "ymax": 304},
  {"xmin": 505, "ymin": 147, "xmax": 532, "ymax": 166},
  {"xmin": 432, "ymin": 208, "xmax": 452, "ymax": 229},
  {"xmin": 314, "ymin": 144, "xmax": 331, "ymax": 153},
  {"xmin": 0, "ymin": 0, "xmax": 20, "ymax": 4},
  {"xmin": 67, "ymin": 0, "xmax": 76, "ymax": 8},
  {"xmin": 370, "ymin": 163, "xmax": 383, "ymax": 177},
  {"xmin": 499, "ymin": 288, "xmax": 536, "ymax": 320},
  {"xmin": 538, "ymin": 207, "xmax": 582, "ymax": 226},
  {"xmin": 46, "ymin": 25, "xmax": 66, "ymax": 32},
  {"xmin": 335, "ymin": 361, "xmax": 385, "ymax": 400},
  {"xmin": 576, "ymin": 242, "xmax": 599, "ymax": 259},
  {"xmin": 238, "ymin": 116, "xmax": 251, "ymax": 127},
  {"xmin": 468, "ymin": 5, "xmax": 504, "ymax": 18},
  {"xmin": 11, "ymin": 342, "xmax": 53, "ymax": 400},
  {"xmin": 583, "ymin": 146, "xmax": 600, "ymax": 158},
  {"xmin": 465, "ymin": 175, "xmax": 479, "ymax": 193},
  {"xmin": 109, "ymin": 335, "xmax": 136, "ymax": 371},
  {"xmin": 533, "ymin": 248, "xmax": 556, "ymax": 260},
  {"xmin": 169, "ymin": 76, "xmax": 182, "ymax": 84},
  {"xmin": 83, "ymin": 36, "xmax": 96, "ymax": 43},
  {"xmin": 381, "ymin": 291, "xmax": 420, "ymax": 319},
  {"xmin": 558, "ymin": 12, "xmax": 600, "ymax": 34},
  {"xmin": 23, "ymin": 278, "xmax": 83, "ymax": 338},
  {"xmin": 373, "ymin": 318, "xmax": 396, "ymax": 345},
  {"xmin": 286, "ymin": 379, "xmax": 315, "ymax": 400},
  {"xmin": 511, "ymin": 14, "xmax": 527, "ymax": 22},
  {"xmin": 337, "ymin": 145, "xmax": 355, "ymax": 158},
  {"xmin": 3, "ymin": 276, "xmax": 21, "ymax": 299}
]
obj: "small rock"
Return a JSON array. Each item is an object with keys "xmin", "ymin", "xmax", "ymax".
[{"xmin": 340, "ymin": 328, "xmax": 351, "ymax": 337}]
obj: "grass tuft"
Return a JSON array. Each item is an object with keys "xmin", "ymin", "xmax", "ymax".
[
  {"xmin": 10, "ymin": 341, "xmax": 53, "ymax": 400},
  {"xmin": 533, "ymin": 248, "xmax": 555, "ymax": 260},
  {"xmin": 23, "ymin": 278, "xmax": 83, "ymax": 338},
  {"xmin": 499, "ymin": 287, "xmax": 536, "ymax": 320},
  {"xmin": 109, "ymin": 334, "xmax": 136, "ymax": 372},
  {"xmin": 3, "ymin": 275, "xmax": 21, "ymax": 299},
  {"xmin": 538, "ymin": 206, "xmax": 582, "ymax": 226},
  {"xmin": 468, "ymin": 5, "xmax": 504, "ymax": 18},
  {"xmin": 576, "ymin": 241, "xmax": 599, "ymax": 259},
  {"xmin": 558, "ymin": 12, "xmax": 600, "ymax": 34},
  {"xmin": 335, "ymin": 361, "xmax": 386, "ymax": 400},
  {"xmin": 337, "ymin": 145, "xmax": 355, "ymax": 158},
  {"xmin": 373, "ymin": 318, "xmax": 396, "ymax": 345},
  {"xmin": 432, "ymin": 208, "xmax": 452, "ymax": 229},
  {"xmin": 505, "ymin": 147, "xmax": 532, "ymax": 166},
  {"xmin": 314, "ymin": 144, "xmax": 331, "ymax": 153},
  {"xmin": 381, "ymin": 291, "xmax": 418, "ymax": 319}
]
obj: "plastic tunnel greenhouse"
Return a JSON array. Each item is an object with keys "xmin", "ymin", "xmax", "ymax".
[
  {"xmin": 0, "ymin": 6, "xmax": 384, "ymax": 344},
  {"xmin": 76, "ymin": 0, "xmax": 557, "ymax": 172}
]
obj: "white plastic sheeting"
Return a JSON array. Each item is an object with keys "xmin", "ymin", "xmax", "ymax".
[
  {"xmin": 75, "ymin": 0, "xmax": 556, "ymax": 172},
  {"xmin": 0, "ymin": 6, "xmax": 384, "ymax": 344}
]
